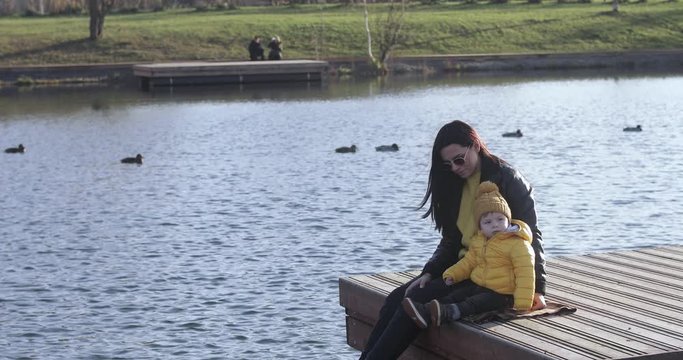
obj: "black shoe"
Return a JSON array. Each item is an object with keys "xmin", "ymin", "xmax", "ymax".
[
  {"xmin": 428, "ymin": 299, "xmax": 460, "ymax": 326},
  {"xmin": 401, "ymin": 297, "xmax": 430, "ymax": 329}
]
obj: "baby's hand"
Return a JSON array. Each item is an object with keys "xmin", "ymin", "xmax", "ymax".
[{"xmin": 444, "ymin": 277, "xmax": 454, "ymax": 286}]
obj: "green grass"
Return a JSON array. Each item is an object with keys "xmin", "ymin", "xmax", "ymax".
[{"xmin": 0, "ymin": 1, "xmax": 681, "ymax": 66}]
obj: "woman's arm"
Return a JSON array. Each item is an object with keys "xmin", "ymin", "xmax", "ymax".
[
  {"xmin": 421, "ymin": 231, "xmax": 462, "ymax": 278},
  {"xmin": 499, "ymin": 166, "xmax": 547, "ymax": 296}
]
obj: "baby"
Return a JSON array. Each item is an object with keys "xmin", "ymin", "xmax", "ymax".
[{"xmin": 403, "ymin": 181, "xmax": 535, "ymax": 328}]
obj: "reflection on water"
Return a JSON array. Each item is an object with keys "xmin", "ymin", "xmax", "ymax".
[
  {"xmin": 1, "ymin": 70, "xmax": 683, "ymax": 359},
  {"xmin": 2, "ymin": 68, "xmax": 679, "ymax": 115}
]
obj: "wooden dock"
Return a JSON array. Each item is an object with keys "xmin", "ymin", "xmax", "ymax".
[
  {"xmin": 339, "ymin": 245, "xmax": 683, "ymax": 359},
  {"xmin": 132, "ymin": 60, "xmax": 329, "ymax": 90}
]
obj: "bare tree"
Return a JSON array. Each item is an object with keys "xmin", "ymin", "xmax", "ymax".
[
  {"xmin": 375, "ymin": 0, "xmax": 406, "ymax": 72},
  {"xmin": 89, "ymin": 0, "xmax": 115, "ymax": 40},
  {"xmin": 362, "ymin": 0, "xmax": 407, "ymax": 74},
  {"xmin": 362, "ymin": 0, "xmax": 376, "ymax": 65}
]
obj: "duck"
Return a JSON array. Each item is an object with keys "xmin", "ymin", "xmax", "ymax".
[
  {"xmin": 375, "ymin": 143, "xmax": 399, "ymax": 152},
  {"xmin": 335, "ymin": 145, "xmax": 357, "ymax": 153},
  {"xmin": 4, "ymin": 144, "xmax": 25, "ymax": 153},
  {"xmin": 502, "ymin": 129, "xmax": 523, "ymax": 138},
  {"xmin": 623, "ymin": 125, "xmax": 642, "ymax": 132},
  {"xmin": 121, "ymin": 154, "xmax": 143, "ymax": 164}
]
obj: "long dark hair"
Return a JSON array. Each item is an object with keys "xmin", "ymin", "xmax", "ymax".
[{"xmin": 419, "ymin": 120, "xmax": 501, "ymax": 233}]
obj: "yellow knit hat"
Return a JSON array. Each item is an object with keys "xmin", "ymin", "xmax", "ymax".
[{"xmin": 474, "ymin": 181, "xmax": 511, "ymax": 222}]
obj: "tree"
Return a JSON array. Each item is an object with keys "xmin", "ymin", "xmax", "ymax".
[
  {"xmin": 89, "ymin": 0, "xmax": 115, "ymax": 40},
  {"xmin": 362, "ymin": 0, "xmax": 407, "ymax": 75}
]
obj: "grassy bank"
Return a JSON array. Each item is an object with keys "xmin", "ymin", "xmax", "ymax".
[{"xmin": 0, "ymin": 1, "xmax": 681, "ymax": 66}]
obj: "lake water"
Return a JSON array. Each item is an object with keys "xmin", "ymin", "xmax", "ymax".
[{"xmin": 2, "ymin": 71, "xmax": 683, "ymax": 359}]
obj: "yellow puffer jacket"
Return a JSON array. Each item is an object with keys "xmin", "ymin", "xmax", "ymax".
[{"xmin": 442, "ymin": 219, "xmax": 536, "ymax": 310}]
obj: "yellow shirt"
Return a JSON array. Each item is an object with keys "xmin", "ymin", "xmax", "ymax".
[{"xmin": 457, "ymin": 170, "xmax": 480, "ymax": 259}]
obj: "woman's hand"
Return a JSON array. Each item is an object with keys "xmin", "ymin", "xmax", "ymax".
[
  {"xmin": 444, "ymin": 277, "xmax": 454, "ymax": 286},
  {"xmin": 406, "ymin": 273, "xmax": 432, "ymax": 296},
  {"xmin": 531, "ymin": 293, "xmax": 547, "ymax": 310}
]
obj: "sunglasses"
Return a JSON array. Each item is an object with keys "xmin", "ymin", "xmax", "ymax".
[{"xmin": 442, "ymin": 145, "xmax": 471, "ymax": 169}]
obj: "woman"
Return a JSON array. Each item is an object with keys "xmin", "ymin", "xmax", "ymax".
[
  {"xmin": 360, "ymin": 120, "xmax": 547, "ymax": 360},
  {"xmin": 267, "ymin": 36, "xmax": 282, "ymax": 60}
]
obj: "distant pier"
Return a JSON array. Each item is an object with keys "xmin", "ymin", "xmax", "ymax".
[
  {"xmin": 340, "ymin": 245, "xmax": 683, "ymax": 359},
  {"xmin": 133, "ymin": 60, "xmax": 329, "ymax": 90}
]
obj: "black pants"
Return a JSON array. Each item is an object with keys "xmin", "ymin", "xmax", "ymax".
[
  {"xmin": 359, "ymin": 278, "xmax": 511, "ymax": 360},
  {"xmin": 249, "ymin": 48, "xmax": 264, "ymax": 61}
]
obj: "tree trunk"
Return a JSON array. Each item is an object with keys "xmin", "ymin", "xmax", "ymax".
[
  {"xmin": 612, "ymin": 0, "xmax": 619, "ymax": 13},
  {"xmin": 89, "ymin": 0, "xmax": 101, "ymax": 40},
  {"xmin": 362, "ymin": 0, "xmax": 376, "ymax": 65},
  {"xmin": 89, "ymin": 0, "xmax": 110, "ymax": 40}
]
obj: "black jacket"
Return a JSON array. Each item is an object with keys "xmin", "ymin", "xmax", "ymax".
[
  {"xmin": 421, "ymin": 155, "xmax": 547, "ymax": 295},
  {"xmin": 248, "ymin": 40, "xmax": 264, "ymax": 60}
]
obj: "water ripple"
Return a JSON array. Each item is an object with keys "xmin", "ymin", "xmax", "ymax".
[{"xmin": 1, "ymin": 73, "xmax": 682, "ymax": 359}]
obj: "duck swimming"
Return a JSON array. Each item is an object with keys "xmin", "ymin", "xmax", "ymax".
[
  {"xmin": 502, "ymin": 129, "xmax": 523, "ymax": 138},
  {"xmin": 121, "ymin": 154, "xmax": 143, "ymax": 164},
  {"xmin": 4, "ymin": 144, "xmax": 25, "ymax": 153},
  {"xmin": 375, "ymin": 143, "xmax": 399, "ymax": 152},
  {"xmin": 335, "ymin": 145, "xmax": 357, "ymax": 153},
  {"xmin": 623, "ymin": 125, "xmax": 642, "ymax": 132}
]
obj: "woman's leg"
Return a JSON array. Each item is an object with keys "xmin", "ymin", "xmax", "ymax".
[
  {"xmin": 437, "ymin": 280, "xmax": 478, "ymax": 304},
  {"xmin": 359, "ymin": 282, "xmax": 409, "ymax": 360},
  {"xmin": 361, "ymin": 279, "xmax": 451, "ymax": 360},
  {"xmin": 406, "ymin": 278, "xmax": 451, "ymax": 302}
]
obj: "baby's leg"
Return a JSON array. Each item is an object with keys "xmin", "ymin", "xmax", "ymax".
[{"xmin": 454, "ymin": 286, "xmax": 512, "ymax": 317}]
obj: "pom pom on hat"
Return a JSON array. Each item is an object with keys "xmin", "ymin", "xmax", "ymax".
[
  {"xmin": 474, "ymin": 181, "xmax": 511, "ymax": 222},
  {"xmin": 477, "ymin": 181, "xmax": 499, "ymax": 195}
]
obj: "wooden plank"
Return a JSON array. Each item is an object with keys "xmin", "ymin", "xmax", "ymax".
[
  {"xmin": 548, "ymin": 264, "xmax": 683, "ymax": 299},
  {"xmin": 549, "ymin": 293, "xmax": 683, "ymax": 346},
  {"xmin": 346, "ymin": 316, "xmax": 373, "ymax": 353},
  {"xmin": 341, "ymin": 245, "xmax": 683, "ymax": 359},
  {"xmin": 636, "ymin": 247, "xmax": 683, "ymax": 261},
  {"xmin": 133, "ymin": 60, "xmax": 328, "ymax": 89},
  {"xmin": 419, "ymin": 321, "xmax": 557, "ymax": 360},
  {"xmin": 610, "ymin": 252, "xmax": 683, "ymax": 270},
  {"xmin": 546, "ymin": 285, "xmax": 683, "ymax": 336},
  {"xmin": 493, "ymin": 318, "xmax": 650, "ymax": 358},
  {"xmin": 346, "ymin": 317, "xmax": 454, "ymax": 360},
  {"xmin": 553, "ymin": 257, "xmax": 683, "ymax": 288},
  {"xmin": 347, "ymin": 314, "xmax": 560, "ymax": 360},
  {"xmin": 340, "ymin": 271, "xmax": 419, "ymax": 323},
  {"xmin": 538, "ymin": 312, "xmax": 682, "ymax": 352},
  {"xmin": 133, "ymin": 60, "xmax": 328, "ymax": 78},
  {"xmin": 339, "ymin": 276, "xmax": 392, "ymax": 324},
  {"xmin": 476, "ymin": 320, "xmax": 616, "ymax": 360},
  {"xmin": 378, "ymin": 271, "xmax": 418, "ymax": 286},
  {"xmin": 621, "ymin": 352, "xmax": 683, "ymax": 360},
  {"xmin": 137, "ymin": 68, "xmax": 323, "ymax": 77},
  {"xmin": 546, "ymin": 271, "xmax": 683, "ymax": 311}
]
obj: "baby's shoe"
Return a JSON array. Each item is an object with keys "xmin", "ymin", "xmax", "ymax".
[{"xmin": 427, "ymin": 299, "xmax": 461, "ymax": 327}]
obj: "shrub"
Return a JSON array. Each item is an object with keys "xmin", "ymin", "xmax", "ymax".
[
  {"xmin": 23, "ymin": 9, "xmax": 43, "ymax": 17},
  {"xmin": 15, "ymin": 76, "xmax": 35, "ymax": 86}
]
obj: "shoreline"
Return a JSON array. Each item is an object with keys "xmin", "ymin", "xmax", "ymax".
[{"xmin": 1, "ymin": 49, "xmax": 682, "ymax": 88}]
